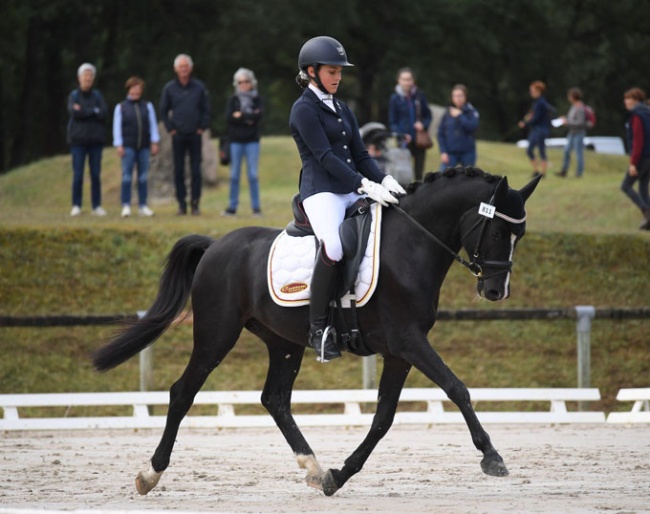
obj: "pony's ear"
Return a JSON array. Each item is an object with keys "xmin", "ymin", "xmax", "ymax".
[
  {"xmin": 519, "ymin": 174, "xmax": 542, "ymax": 202},
  {"xmin": 493, "ymin": 176, "xmax": 509, "ymax": 205}
]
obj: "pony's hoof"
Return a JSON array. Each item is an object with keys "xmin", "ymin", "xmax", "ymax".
[
  {"xmin": 305, "ymin": 473, "xmax": 323, "ymax": 491},
  {"xmin": 480, "ymin": 452, "xmax": 509, "ymax": 477},
  {"xmin": 321, "ymin": 469, "xmax": 340, "ymax": 496},
  {"xmin": 135, "ymin": 466, "xmax": 163, "ymax": 495}
]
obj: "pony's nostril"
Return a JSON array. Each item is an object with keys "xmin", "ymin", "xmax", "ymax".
[{"xmin": 485, "ymin": 289, "xmax": 502, "ymax": 301}]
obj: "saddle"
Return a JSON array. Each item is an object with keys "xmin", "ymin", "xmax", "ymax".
[
  {"xmin": 279, "ymin": 193, "xmax": 376, "ymax": 356},
  {"xmin": 285, "ymin": 193, "xmax": 374, "ymax": 299}
]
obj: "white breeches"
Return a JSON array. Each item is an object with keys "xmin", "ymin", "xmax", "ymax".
[{"xmin": 302, "ymin": 191, "xmax": 363, "ymax": 262}]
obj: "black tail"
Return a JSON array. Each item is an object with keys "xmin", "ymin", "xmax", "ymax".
[{"xmin": 92, "ymin": 234, "xmax": 214, "ymax": 371}]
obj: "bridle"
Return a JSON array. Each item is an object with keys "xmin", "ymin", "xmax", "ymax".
[{"xmin": 391, "ymin": 192, "xmax": 527, "ymax": 280}]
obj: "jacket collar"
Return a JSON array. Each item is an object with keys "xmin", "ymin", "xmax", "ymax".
[{"xmin": 304, "ymin": 87, "xmax": 340, "ymax": 114}]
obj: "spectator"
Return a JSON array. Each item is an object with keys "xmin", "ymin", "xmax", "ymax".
[
  {"xmin": 557, "ymin": 87, "xmax": 587, "ymax": 178},
  {"xmin": 437, "ymin": 84, "xmax": 479, "ymax": 170},
  {"xmin": 388, "ymin": 67, "xmax": 432, "ymax": 180},
  {"xmin": 67, "ymin": 63, "xmax": 108, "ymax": 216},
  {"xmin": 222, "ymin": 68, "xmax": 263, "ymax": 217},
  {"xmin": 113, "ymin": 76, "xmax": 160, "ymax": 218},
  {"xmin": 621, "ymin": 87, "xmax": 650, "ymax": 230},
  {"xmin": 518, "ymin": 80, "xmax": 551, "ymax": 178},
  {"xmin": 159, "ymin": 54, "xmax": 211, "ymax": 215}
]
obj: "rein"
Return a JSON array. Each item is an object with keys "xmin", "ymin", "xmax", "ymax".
[
  {"xmin": 391, "ymin": 197, "xmax": 527, "ymax": 280},
  {"xmin": 391, "ymin": 204, "xmax": 484, "ymax": 277}
]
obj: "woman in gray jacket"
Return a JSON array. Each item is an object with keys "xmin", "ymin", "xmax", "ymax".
[{"xmin": 557, "ymin": 87, "xmax": 587, "ymax": 178}]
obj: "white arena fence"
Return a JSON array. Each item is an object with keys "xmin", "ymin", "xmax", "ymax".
[{"xmin": 0, "ymin": 387, "xmax": 619, "ymax": 431}]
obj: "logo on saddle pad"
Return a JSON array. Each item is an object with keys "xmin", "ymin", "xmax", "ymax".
[
  {"xmin": 268, "ymin": 203, "xmax": 382, "ymax": 308},
  {"xmin": 280, "ymin": 282, "xmax": 309, "ymax": 294}
]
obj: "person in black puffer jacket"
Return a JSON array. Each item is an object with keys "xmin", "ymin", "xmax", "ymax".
[
  {"xmin": 222, "ymin": 68, "xmax": 264, "ymax": 216},
  {"xmin": 67, "ymin": 63, "xmax": 108, "ymax": 217}
]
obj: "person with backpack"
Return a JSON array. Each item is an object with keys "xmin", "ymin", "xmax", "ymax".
[
  {"xmin": 621, "ymin": 87, "xmax": 650, "ymax": 230},
  {"xmin": 67, "ymin": 63, "xmax": 109, "ymax": 217},
  {"xmin": 556, "ymin": 87, "xmax": 590, "ymax": 178},
  {"xmin": 518, "ymin": 80, "xmax": 552, "ymax": 179},
  {"xmin": 112, "ymin": 76, "xmax": 160, "ymax": 218}
]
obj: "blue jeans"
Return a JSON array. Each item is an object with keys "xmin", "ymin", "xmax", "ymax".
[
  {"xmin": 621, "ymin": 157, "xmax": 650, "ymax": 212},
  {"xmin": 526, "ymin": 127, "xmax": 548, "ymax": 161},
  {"xmin": 71, "ymin": 143, "xmax": 103, "ymax": 208},
  {"xmin": 228, "ymin": 141, "xmax": 261, "ymax": 211},
  {"xmin": 172, "ymin": 132, "xmax": 202, "ymax": 210},
  {"xmin": 441, "ymin": 150, "xmax": 476, "ymax": 170},
  {"xmin": 121, "ymin": 147, "xmax": 151, "ymax": 206},
  {"xmin": 561, "ymin": 131, "xmax": 585, "ymax": 176}
]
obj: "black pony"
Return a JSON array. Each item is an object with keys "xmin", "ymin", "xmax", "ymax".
[{"xmin": 93, "ymin": 167, "xmax": 541, "ymax": 496}]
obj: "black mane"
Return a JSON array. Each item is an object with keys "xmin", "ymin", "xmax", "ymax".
[{"xmin": 405, "ymin": 166, "xmax": 502, "ymax": 195}]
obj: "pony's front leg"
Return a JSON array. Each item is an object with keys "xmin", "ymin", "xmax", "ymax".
[
  {"xmin": 404, "ymin": 336, "xmax": 509, "ymax": 477},
  {"xmin": 320, "ymin": 356, "xmax": 412, "ymax": 496}
]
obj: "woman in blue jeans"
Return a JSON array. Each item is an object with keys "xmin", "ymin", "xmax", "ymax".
[
  {"xmin": 112, "ymin": 76, "xmax": 160, "ymax": 217},
  {"xmin": 557, "ymin": 87, "xmax": 587, "ymax": 178},
  {"xmin": 518, "ymin": 80, "xmax": 551, "ymax": 178},
  {"xmin": 222, "ymin": 68, "xmax": 263, "ymax": 216},
  {"xmin": 67, "ymin": 63, "xmax": 108, "ymax": 216}
]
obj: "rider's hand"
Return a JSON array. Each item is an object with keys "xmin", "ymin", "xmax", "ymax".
[
  {"xmin": 359, "ymin": 178, "xmax": 399, "ymax": 207},
  {"xmin": 381, "ymin": 175, "xmax": 406, "ymax": 196}
]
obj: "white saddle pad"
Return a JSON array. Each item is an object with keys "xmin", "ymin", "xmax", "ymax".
[{"xmin": 267, "ymin": 203, "xmax": 382, "ymax": 308}]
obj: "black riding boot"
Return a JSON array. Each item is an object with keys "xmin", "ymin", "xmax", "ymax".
[{"xmin": 308, "ymin": 244, "xmax": 341, "ymax": 362}]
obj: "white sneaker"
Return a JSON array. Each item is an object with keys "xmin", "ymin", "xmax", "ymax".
[
  {"xmin": 70, "ymin": 206, "xmax": 81, "ymax": 217},
  {"xmin": 138, "ymin": 206, "xmax": 154, "ymax": 217},
  {"xmin": 121, "ymin": 205, "xmax": 131, "ymax": 218},
  {"xmin": 92, "ymin": 206, "xmax": 107, "ymax": 217}
]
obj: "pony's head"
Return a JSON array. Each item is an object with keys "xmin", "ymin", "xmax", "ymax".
[{"xmin": 455, "ymin": 171, "xmax": 541, "ymax": 301}]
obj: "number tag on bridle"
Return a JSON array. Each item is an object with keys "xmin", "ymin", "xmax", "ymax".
[{"xmin": 478, "ymin": 202, "xmax": 496, "ymax": 218}]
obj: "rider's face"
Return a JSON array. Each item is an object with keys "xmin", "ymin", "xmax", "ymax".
[{"xmin": 311, "ymin": 65, "xmax": 342, "ymax": 94}]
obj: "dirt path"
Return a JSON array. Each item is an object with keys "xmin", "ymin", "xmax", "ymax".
[{"xmin": 1, "ymin": 424, "xmax": 649, "ymax": 513}]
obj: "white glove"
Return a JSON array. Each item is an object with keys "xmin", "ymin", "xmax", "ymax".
[
  {"xmin": 381, "ymin": 175, "xmax": 407, "ymax": 195},
  {"xmin": 359, "ymin": 178, "xmax": 399, "ymax": 207}
]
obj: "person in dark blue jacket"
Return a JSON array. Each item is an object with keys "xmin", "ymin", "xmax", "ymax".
[
  {"xmin": 518, "ymin": 80, "xmax": 551, "ymax": 178},
  {"xmin": 289, "ymin": 36, "xmax": 405, "ymax": 362},
  {"xmin": 159, "ymin": 54, "xmax": 211, "ymax": 215},
  {"xmin": 388, "ymin": 68, "xmax": 432, "ymax": 180},
  {"xmin": 437, "ymin": 84, "xmax": 479, "ymax": 170},
  {"xmin": 67, "ymin": 63, "xmax": 108, "ymax": 217},
  {"xmin": 621, "ymin": 87, "xmax": 650, "ymax": 230}
]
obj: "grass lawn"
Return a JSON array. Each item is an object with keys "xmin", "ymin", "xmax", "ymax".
[{"xmin": 0, "ymin": 138, "xmax": 648, "ymax": 414}]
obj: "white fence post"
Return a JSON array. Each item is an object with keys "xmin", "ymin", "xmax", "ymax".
[
  {"xmin": 575, "ymin": 305, "xmax": 595, "ymax": 411},
  {"xmin": 137, "ymin": 310, "xmax": 154, "ymax": 393},
  {"xmin": 362, "ymin": 355, "xmax": 377, "ymax": 389}
]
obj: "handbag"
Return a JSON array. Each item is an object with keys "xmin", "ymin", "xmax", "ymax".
[
  {"xmin": 219, "ymin": 136, "xmax": 230, "ymax": 166},
  {"xmin": 414, "ymin": 99, "xmax": 434, "ymax": 150},
  {"xmin": 415, "ymin": 128, "xmax": 433, "ymax": 150}
]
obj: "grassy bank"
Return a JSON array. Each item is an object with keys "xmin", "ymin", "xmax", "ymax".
[{"xmin": 0, "ymin": 138, "xmax": 648, "ymax": 413}]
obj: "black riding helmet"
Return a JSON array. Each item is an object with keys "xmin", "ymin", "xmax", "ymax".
[{"xmin": 297, "ymin": 36, "xmax": 353, "ymax": 93}]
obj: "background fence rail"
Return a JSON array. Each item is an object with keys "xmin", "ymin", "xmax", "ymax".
[{"xmin": 2, "ymin": 307, "xmax": 648, "ymax": 401}]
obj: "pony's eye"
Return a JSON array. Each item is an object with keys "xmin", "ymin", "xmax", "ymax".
[{"xmin": 489, "ymin": 226, "xmax": 509, "ymax": 241}]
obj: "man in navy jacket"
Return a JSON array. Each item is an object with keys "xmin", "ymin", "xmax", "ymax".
[{"xmin": 160, "ymin": 54, "xmax": 211, "ymax": 215}]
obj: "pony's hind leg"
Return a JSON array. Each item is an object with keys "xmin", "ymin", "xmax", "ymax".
[{"xmin": 136, "ymin": 312, "xmax": 244, "ymax": 495}]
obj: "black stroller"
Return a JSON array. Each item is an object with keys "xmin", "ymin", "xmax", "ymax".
[{"xmin": 359, "ymin": 122, "xmax": 413, "ymax": 187}]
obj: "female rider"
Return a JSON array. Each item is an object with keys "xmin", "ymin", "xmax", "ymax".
[{"xmin": 289, "ymin": 36, "xmax": 405, "ymax": 362}]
